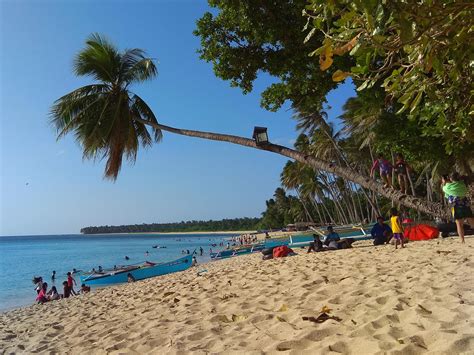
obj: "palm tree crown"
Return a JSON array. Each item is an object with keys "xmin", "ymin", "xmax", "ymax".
[{"xmin": 50, "ymin": 33, "xmax": 161, "ymax": 179}]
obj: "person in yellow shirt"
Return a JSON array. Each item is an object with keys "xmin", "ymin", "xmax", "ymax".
[{"xmin": 390, "ymin": 208, "xmax": 405, "ymax": 249}]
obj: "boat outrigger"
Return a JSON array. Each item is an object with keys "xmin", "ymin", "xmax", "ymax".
[
  {"xmin": 210, "ymin": 243, "xmax": 265, "ymax": 260},
  {"xmin": 80, "ymin": 254, "xmax": 193, "ymax": 286}
]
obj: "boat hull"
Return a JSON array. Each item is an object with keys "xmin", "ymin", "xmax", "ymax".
[
  {"xmin": 210, "ymin": 244, "xmax": 265, "ymax": 259},
  {"xmin": 80, "ymin": 254, "xmax": 193, "ymax": 286}
]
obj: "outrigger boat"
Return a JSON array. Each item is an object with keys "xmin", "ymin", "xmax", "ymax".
[
  {"xmin": 210, "ymin": 243, "xmax": 265, "ymax": 260},
  {"xmin": 80, "ymin": 254, "xmax": 193, "ymax": 286},
  {"xmin": 287, "ymin": 224, "xmax": 372, "ymax": 248}
]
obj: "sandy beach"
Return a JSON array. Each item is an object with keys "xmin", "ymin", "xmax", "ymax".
[{"xmin": 1, "ymin": 237, "xmax": 473, "ymax": 354}]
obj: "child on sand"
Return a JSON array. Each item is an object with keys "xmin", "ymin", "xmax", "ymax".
[
  {"xmin": 47, "ymin": 286, "xmax": 60, "ymax": 301},
  {"xmin": 442, "ymin": 173, "xmax": 474, "ymax": 243},
  {"xmin": 390, "ymin": 208, "xmax": 405, "ymax": 249},
  {"xmin": 63, "ymin": 281, "xmax": 71, "ymax": 298},
  {"xmin": 80, "ymin": 284, "xmax": 91, "ymax": 293},
  {"xmin": 370, "ymin": 154, "xmax": 392, "ymax": 188},
  {"xmin": 36, "ymin": 282, "xmax": 48, "ymax": 303}
]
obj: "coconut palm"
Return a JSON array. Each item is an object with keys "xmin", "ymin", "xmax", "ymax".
[
  {"xmin": 51, "ymin": 34, "xmax": 162, "ymax": 179},
  {"xmin": 51, "ymin": 34, "xmax": 449, "ymax": 218}
]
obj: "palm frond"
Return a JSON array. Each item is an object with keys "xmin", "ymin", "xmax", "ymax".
[
  {"xmin": 132, "ymin": 94, "xmax": 162, "ymax": 142},
  {"xmin": 74, "ymin": 33, "xmax": 121, "ymax": 83},
  {"xmin": 121, "ymin": 49, "xmax": 158, "ymax": 84},
  {"xmin": 52, "ymin": 34, "xmax": 161, "ymax": 180}
]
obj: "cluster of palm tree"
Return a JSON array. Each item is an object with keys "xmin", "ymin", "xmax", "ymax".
[{"xmin": 271, "ymin": 86, "xmax": 462, "ymax": 226}]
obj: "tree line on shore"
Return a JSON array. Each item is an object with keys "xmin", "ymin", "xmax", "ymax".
[{"xmin": 80, "ymin": 218, "xmax": 261, "ymax": 234}]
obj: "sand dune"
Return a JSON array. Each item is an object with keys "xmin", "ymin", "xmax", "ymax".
[{"xmin": 1, "ymin": 237, "xmax": 473, "ymax": 354}]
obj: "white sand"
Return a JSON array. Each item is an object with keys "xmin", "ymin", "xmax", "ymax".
[{"xmin": 1, "ymin": 237, "xmax": 473, "ymax": 354}]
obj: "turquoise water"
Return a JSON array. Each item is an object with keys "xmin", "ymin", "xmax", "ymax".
[{"xmin": 0, "ymin": 233, "xmax": 236, "ymax": 311}]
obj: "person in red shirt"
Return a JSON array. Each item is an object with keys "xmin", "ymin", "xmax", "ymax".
[
  {"xmin": 67, "ymin": 272, "xmax": 77, "ymax": 296},
  {"xmin": 36, "ymin": 282, "xmax": 48, "ymax": 303}
]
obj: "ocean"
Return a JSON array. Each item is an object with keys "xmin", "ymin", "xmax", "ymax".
[{"xmin": 0, "ymin": 233, "xmax": 238, "ymax": 311}]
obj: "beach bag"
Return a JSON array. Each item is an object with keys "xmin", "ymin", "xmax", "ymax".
[
  {"xmin": 273, "ymin": 245, "xmax": 293, "ymax": 258},
  {"xmin": 261, "ymin": 247, "xmax": 275, "ymax": 256},
  {"xmin": 262, "ymin": 254, "xmax": 273, "ymax": 260}
]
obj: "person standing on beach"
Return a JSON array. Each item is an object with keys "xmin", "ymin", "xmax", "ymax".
[
  {"xmin": 370, "ymin": 154, "xmax": 393, "ymax": 188},
  {"xmin": 390, "ymin": 208, "xmax": 405, "ymax": 249},
  {"xmin": 442, "ymin": 173, "xmax": 474, "ymax": 243},
  {"xmin": 67, "ymin": 272, "xmax": 77, "ymax": 295},
  {"xmin": 199, "ymin": 247, "xmax": 203, "ymax": 256}
]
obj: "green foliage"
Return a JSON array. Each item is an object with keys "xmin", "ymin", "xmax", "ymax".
[
  {"xmin": 194, "ymin": 0, "xmax": 345, "ymax": 114},
  {"xmin": 304, "ymin": 0, "xmax": 474, "ymax": 155},
  {"xmin": 258, "ymin": 188, "xmax": 307, "ymax": 229},
  {"xmin": 80, "ymin": 217, "xmax": 261, "ymax": 234},
  {"xmin": 50, "ymin": 34, "xmax": 161, "ymax": 180}
]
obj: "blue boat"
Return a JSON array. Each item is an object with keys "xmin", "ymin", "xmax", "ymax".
[
  {"xmin": 80, "ymin": 254, "xmax": 193, "ymax": 286},
  {"xmin": 210, "ymin": 244, "xmax": 265, "ymax": 260}
]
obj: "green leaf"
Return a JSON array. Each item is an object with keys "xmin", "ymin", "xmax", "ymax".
[
  {"xmin": 410, "ymin": 90, "xmax": 423, "ymax": 113},
  {"xmin": 399, "ymin": 18, "xmax": 413, "ymax": 42},
  {"xmin": 357, "ymin": 80, "xmax": 369, "ymax": 91},
  {"xmin": 399, "ymin": 91, "xmax": 413, "ymax": 105},
  {"xmin": 304, "ymin": 28, "xmax": 316, "ymax": 43}
]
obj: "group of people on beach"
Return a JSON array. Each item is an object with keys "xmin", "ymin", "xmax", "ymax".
[
  {"xmin": 33, "ymin": 270, "xmax": 90, "ymax": 304},
  {"xmin": 369, "ymin": 208, "xmax": 406, "ymax": 249},
  {"xmin": 371, "ymin": 152, "xmax": 473, "ymax": 242},
  {"xmin": 307, "ymin": 170, "xmax": 473, "ymax": 250},
  {"xmin": 230, "ymin": 234, "xmax": 258, "ymax": 245}
]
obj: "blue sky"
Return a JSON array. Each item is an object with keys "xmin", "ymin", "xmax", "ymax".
[{"xmin": 0, "ymin": 0, "xmax": 355, "ymax": 236}]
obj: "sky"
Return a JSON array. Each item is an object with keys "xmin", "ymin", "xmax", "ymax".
[{"xmin": 0, "ymin": 0, "xmax": 355, "ymax": 236}]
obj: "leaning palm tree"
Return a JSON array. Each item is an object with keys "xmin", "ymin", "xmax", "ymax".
[{"xmin": 51, "ymin": 34, "xmax": 448, "ymax": 218}]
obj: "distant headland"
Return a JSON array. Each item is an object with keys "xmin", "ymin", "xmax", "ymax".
[{"xmin": 80, "ymin": 218, "xmax": 260, "ymax": 234}]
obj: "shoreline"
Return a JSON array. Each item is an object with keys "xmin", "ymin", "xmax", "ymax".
[
  {"xmin": 82, "ymin": 230, "xmax": 257, "ymax": 236},
  {"xmin": 1, "ymin": 237, "xmax": 472, "ymax": 353}
]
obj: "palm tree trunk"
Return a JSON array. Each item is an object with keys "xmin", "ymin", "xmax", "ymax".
[
  {"xmin": 320, "ymin": 174, "xmax": 349, "ymax": 224},
  {"xmin": 315, "ymin": 191, "xmax": 335, "ymax": 224},
  {"xmin": 135, "ymin": 118, "xmax": 448, "ymax": 218},
  {"xmin": 309, "ymin": 195, "xmax": 325, "ymax": 225},
  {"xmin": 296, "ymin": 189, "xmax": 314, "ymax": 223}
]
